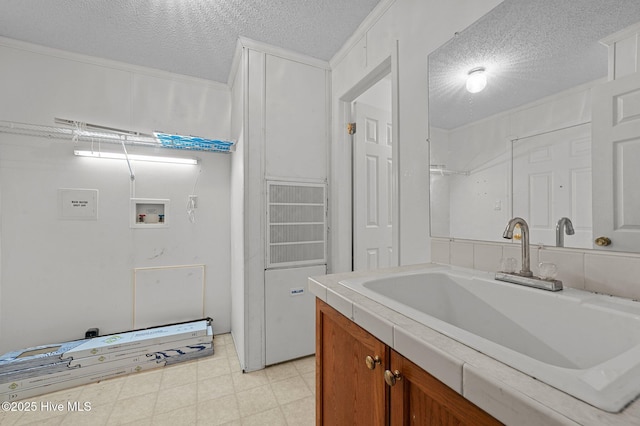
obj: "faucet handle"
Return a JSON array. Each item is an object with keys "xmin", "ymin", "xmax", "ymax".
[
  {"xmin": 499, "ymin": 257, "xmax": 517, "ymax": 273},
  {"xmin": 538, "ymin": 262, "xmax": 558, "ymax": 280}
]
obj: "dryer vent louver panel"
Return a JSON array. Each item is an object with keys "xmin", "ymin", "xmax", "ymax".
[{"xmin": 267, "ymin": 181, "xmax": 326, "ymax": 268}]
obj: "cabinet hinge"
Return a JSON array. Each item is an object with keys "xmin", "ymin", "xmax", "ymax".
[{"xmin": 347, "ymin": 122, "xmax": 356, "ymax": 135}]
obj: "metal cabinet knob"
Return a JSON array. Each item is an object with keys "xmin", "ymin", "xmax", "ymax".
[
  {"xmin": 595, "ymin": 236, "xmax": 612, "ymax": 246},
  {"xmin": 384, "ymin": 369, "xmax": 402, "ymax": 386},
  {"xmin": 365, "ymin": 355, "xmax": 381, "ymax": 370}
]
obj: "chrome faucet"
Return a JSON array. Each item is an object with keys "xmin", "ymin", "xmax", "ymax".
[
  {"xmin": 497, "ymin": 217, "xmax": 563, "ymax": 291},
  {"xmin": 555, "ymin": 217, "xmax": 575, "ymax": 247},
  {"xmin": 502, "ymin": 217, "xmax": 533, "ymax": 277}
]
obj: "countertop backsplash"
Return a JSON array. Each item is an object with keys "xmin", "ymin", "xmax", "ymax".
[{"xmin": 431, "ymin": 238, "xmax": 640, "ymax": 301}]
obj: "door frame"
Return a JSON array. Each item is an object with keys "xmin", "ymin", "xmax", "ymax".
[{"xmin": 337, "ymin": 43, "xmax": 400, "ymax": 271}]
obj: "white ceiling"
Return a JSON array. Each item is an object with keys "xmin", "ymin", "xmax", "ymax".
[
  {"xmin": 0, "ymin": 0, "xmax": 382, "ymax": 83},
  {"xmin": 429, "ymin": 0, "xmax": 640, "ymax": 130},
  {"xmin": 4, "ymin": 0, "xmax": 640, "ymax": 129}
]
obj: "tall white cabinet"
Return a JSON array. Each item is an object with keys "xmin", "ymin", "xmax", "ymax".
[{"xmin": 229, "ymin": 39, "xmax": 329, "ymax": 371}]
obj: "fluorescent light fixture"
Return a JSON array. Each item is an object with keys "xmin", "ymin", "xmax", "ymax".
[
  {"xmin": 74, "ymin": 150, "xmax": 198, "ymax": 165},
  {"xmin": 466, "ymin": 67, "xmax": 487, "ymax": 93}
]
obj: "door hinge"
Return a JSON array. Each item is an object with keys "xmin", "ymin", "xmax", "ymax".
[{"xmin": 347, "ymin": 122, "xmax": 356, "ymax": 135}]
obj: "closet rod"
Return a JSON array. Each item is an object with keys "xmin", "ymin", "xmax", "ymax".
[
  {"xmin": 0, "ymin": 119, "xmax": 235, "ymax": 153},
  {"xmin": 0, "ymin": 119, "xmax": 159, "ymax": 147},
  {"xmin": 54, "ymin": 118, "xmax": 148, "ymax": 136}
]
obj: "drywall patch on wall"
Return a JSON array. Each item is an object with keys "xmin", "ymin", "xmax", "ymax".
[{"xmin": 133, "ymin": 265, "xmax": 205, "ymax": 329}]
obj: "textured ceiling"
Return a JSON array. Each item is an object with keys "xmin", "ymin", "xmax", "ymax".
[
  {"xmin": 429, "ymin": 0, "xmax": 640, "ymax": 130},
  {"xmin": 0, "ymin": 0, "xmax": 381, "ymax": 83}
]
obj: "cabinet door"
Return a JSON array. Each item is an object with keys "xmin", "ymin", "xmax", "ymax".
[
  {"xmin": 265, "ymin": 55, "xmax": 327, "ymax": 180},
  {"xmin": 389, "ymin": 350, "xmax": 501, "ymax": 426},
  {"xmin": 316, "ymin": 299, "xmax": 389, "ymax": 425}
]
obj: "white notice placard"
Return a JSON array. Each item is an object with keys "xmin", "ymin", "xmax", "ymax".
[{"xmin": 58, "ymin": 189, "xmax": 98, "ymax": 220}]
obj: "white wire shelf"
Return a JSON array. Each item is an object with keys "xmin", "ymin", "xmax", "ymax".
[{"xmin": 0, "ymin": 119, "xmax": 234, "ymax": 153}]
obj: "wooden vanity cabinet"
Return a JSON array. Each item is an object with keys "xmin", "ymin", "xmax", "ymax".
[
  {"xmin": 316, "ymin": 299, "xmax": 501, "ymax": 426},
  {"xmin": 388, "ymin": 349, "xmax": 502, "ymax": 425},
  {"xmin": 316, "ymin": 298, "xmax": 389, "ymax": 425}
]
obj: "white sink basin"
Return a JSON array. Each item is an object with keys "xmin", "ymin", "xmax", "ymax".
[{"xmin": 339, "ymin": 265, "xmax": 640, "ymax": 412}]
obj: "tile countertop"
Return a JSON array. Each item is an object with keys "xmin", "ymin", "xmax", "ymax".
[{"xmin": 308, "ymin": 263, "xmax": 640, "ymax": 426}]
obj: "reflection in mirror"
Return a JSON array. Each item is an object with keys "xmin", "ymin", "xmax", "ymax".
[
  {"xmin": 428, "ymin": 0, "xmax": 640, "ymax": 252},
  {"xmin": 512, "ymin": 123, "xmax": 592, "ymax": 249}
]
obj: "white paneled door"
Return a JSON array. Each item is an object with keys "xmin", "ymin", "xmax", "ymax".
[
  {"xmin": 353, "ymin": 101, "xmax": 393, "ymax": 270},
  {"xmin": 592, "ymin": 72, "xmax": 640, "ymax": 252}
]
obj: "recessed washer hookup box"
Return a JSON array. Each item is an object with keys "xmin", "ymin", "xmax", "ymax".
[{"xmin": 62, "ymin": 320, "xmax": 210, "ymax": 359}]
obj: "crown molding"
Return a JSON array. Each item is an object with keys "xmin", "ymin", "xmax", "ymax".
[
  {"xmin": 227, "ymin": 36, "xmax": 332, "ymax": 87},
  {"xmin": 237, "ymin": 36, "xmax": 330, "ymax": 70},
  {"xmin": 330, "ymin": 0, "xmax": 397, "ymax": 68},
  {"xmin": 227, "ymin": 38, "xmax": 245, "ymax": 88}
]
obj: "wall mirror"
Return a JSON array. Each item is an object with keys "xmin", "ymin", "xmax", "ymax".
[{"xmin": 428, "ymin": 0, "xmax": 640, "ymax": 253}]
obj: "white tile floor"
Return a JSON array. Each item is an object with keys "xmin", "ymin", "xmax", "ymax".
[{"xmin": 0, "ymin": 334, "xmax": 316, "ymax": 426}]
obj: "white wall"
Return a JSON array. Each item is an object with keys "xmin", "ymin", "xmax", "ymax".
[
  {"xmin": 0, "ymin": 38, "xmax": 232, "ymax": 353},
  {"xmin": 229, "ymin": 46, "xmax": 246, "ymax": 369},
  {"xmin": 329, "ymin": 0, "xmax": 503, "ymax": 272},
  {"xmin": 428, "ymin": 126, "xmax": 451, "ymax": 238},
  {"xmin": 432, "ymin": 114, "xmax": 511, "ymax": 242},
  {"xmin": 355, "ymin": 77, "xmax": 392, "ymax": 109}
]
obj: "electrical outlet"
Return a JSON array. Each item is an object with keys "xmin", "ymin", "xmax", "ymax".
[{"xmin": 188, "ymin": 195, "xmax": 198, "ymax": 208}]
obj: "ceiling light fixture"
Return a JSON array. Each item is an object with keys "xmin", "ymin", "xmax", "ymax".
[
  {"xmin": 466, "ymin": 67, "xmax": 487, "ymax": 93},
  {"xmin": 74, "ymin": 150, "xmax": 198, "ymax": 165}
]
